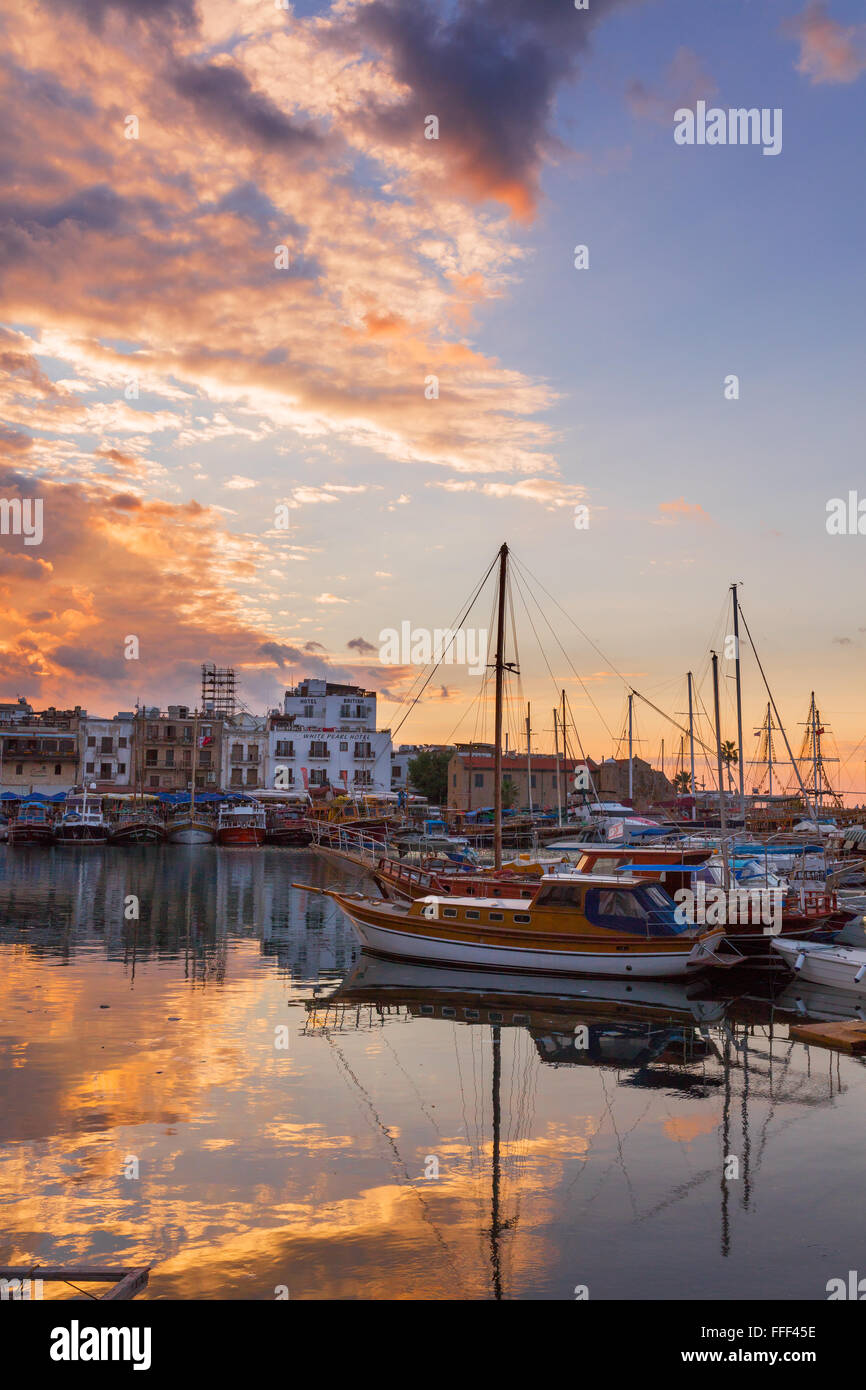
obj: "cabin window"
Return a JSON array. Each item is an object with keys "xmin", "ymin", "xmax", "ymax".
[
  {"xmin": 466, "ymin": 909, "xmax": 480, "ymax": 920},
  {"xmin": 535, "ymin": 883, "xmax": 582, "ymax": 909},
  {"xmin": 441, "ymin": 1007, "xmax": 456, "ymax": 1018},
  {"xmin": 465, "ymin": 1009, "xmax": 480, "ymax": 1021},
  {"xmin": 513, "ymin": 1014, "xmax": 529, "ymax": 1025},
  {"xmin": 514, "ymin": 913, "xmax": 531, "ymax": 924},
  {"xmin": 489, "ymin": 912, "xmax": 504, "ymax": 921},
  {"xmin": 584, "ymin": 887, "xmax": 686, "ymax": 937},
  {"xmin": 489, "ymin": 1011, "xmax": 503, "ymax": 1023},
  {"xmin": 442, "ymin": 907, "xmax": 458, "ymax": 918},
  {"xmin": 420, "ymin": 1005, "xmax": 434, "ymax": 1015}
]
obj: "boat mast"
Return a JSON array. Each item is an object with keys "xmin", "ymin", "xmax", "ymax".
[
  {"xmin": 687, "ymin": 670, "xmax": 697, "ymax": 821},
  {"xmin": 730, "ymin": 583, "xmax": 746, "ymax": 823},
  {"xmin": 191, "ymin": 710, "xmax": 198, "ymax": 819},
  {"xmin": 493, "ymin": 543, "xmax": 508, "ymax": 872},
  {"xmin": 810, "ymin": 692, "xmax": 820, "ymax": 812},
  {"xmin": 553, "ymin": 708, "xmax": 562, "ymax": 828},
  {"xmin": 627, "ymin": 692, "xmax": 634, "ymax": 804},
  {"xmin": 488, "ymin": 1023, "xmax": 504, "ymax": 1301},
  {"xmin": 711, "ymin": 653, "xmax": 729, "ymax": 887},
  {"xmin": 525, "ymin": 703, "xmax": 533, "ymax": 819}
]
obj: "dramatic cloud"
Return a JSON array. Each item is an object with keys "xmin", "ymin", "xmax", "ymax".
[{"xmin": 784, "ymin": 2, "xmax": 866, "ymax": 85}]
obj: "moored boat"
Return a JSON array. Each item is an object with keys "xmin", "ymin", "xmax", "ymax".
[
  {"xmin": 771, "ymin": 937, "xmax": 866, "ymax": 994},
  {"xmin": 107, "ymin": 794, "xmax": 165, "ymax": 844},
  {"xmin": 8, "ymin": 800, "xmax": 55, "ymax": 846},
  {"xmin": 217, "ymin": 802, "xmax": 266, "ymax": 846},
  {"xmin": 55, "ymin": 792, "xmax": 108, "ymax": 845},
  {"xmin": 298, "ymin": 872, "xmax": 739, "ymax": 979}
]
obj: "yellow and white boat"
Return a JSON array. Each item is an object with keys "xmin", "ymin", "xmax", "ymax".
[{"xmin": 297, "ymin": 872, "xmax": 737, "ymax": 980}]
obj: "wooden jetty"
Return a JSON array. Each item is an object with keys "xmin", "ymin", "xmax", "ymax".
[
  {"xmin": 0, "ymin": 1265, "xmax": 150, "ymax": 1300},
  {"xmin": 788, "ymin": 1020, "xmax": 866, "ymax": 1055}
]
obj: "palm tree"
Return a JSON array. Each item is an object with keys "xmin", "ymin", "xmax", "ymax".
[
  {"xmin": 673, "ymin": 771, "xmax": 692, "ymax": 795},
  {"xmin": 720, "ymin": 740, "xmax": 739, "ymax": 792}
]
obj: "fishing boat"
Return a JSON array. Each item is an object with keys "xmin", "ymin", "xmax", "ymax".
[
  {"xmin": 771, "ymin": 938, "xmax": 866, "ymax": 994},
  {"xmin": 165, "ymin": 712, "xmax": 215, "ymax": 844},
  {"xmin": 8, "ymin": 800, "xmax": 55, "ymax": 846},
  {"xmin": 305, "ymin": 794, "xmax": 399, "ymax": 838},
  {"xmin": 262, "ymin": 794, "xmax": 313, "ymax": 845},
  {"xmin": 216, "ymin": 801, "xmax": 266, "ymax": 846},
  {"xmin": 373, "ymin": 855, "xmax": 540, "ymax": 903},
  {"xmin": 54, "ymin": 791, "xmax": 108, "ymax": 845},
  {"xmin": 106, "ymin": 794, "xmax": 164, "ymax": 844},
  {"xmin": 297, "ymin": 872, "xmax": 738, "ymax": 979}
]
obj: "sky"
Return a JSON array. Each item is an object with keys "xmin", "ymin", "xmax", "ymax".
[{"xmin": 1, "ymin": 0, "xmax": 865, "ymax": 795}]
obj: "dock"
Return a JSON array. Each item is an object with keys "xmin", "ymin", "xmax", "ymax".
[{"xmin": 788, "ymin": 1020, "xmax": 866, "ymax": 1055}]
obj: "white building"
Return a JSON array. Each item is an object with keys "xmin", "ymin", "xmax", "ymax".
[
  {"xmin": 268, "ymin": 679, "xmax": 392, "ymax": 794},
  {"xmin": 221, "ymin": 713, "xmax": 268, "ymax": 792},
  {"xmin": 80, "ymin": 713, "xmax": 135, "ymax": 789}
]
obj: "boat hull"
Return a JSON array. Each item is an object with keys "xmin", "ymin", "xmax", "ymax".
[
  {"xmin": 108, "ymin": 821, "xmax": 164, "ymax": 845},
  {"xmin": 217, "ymin": 827, "xmax": 265, "ymax": 846},
  {"xmin": 771, "ymin": 938, "xmax": 866, "ymax": 993},
  {"xmin": 167, "ymin": 821, "xmax": 214, "ymax": 845},
  {"xmin": 54, "ymin": 827, "xmax": 108, "ymax": 845},
  {"xmin": 331, "ymin": 894, "xmax": 729, "ymax": 980},
  {"xmin": 9, "ymin": 825, "xmax": 55, "ymax": 846}
]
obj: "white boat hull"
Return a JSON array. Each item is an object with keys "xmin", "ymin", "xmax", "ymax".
[
  {"xmin": 771, "ymin": 938, "xmax": 866, "ymax": 994},
  {"xmin": 167, "ymin": 823, "xmax": 214, "ymax": 844},
  {"xmin": 347, "ymin": 914, "xmax": 721, "ymax": 979}
]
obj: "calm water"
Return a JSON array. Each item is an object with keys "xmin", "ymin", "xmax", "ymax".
[{"xmin": 1, "ymin": 844, "xmax": 864, "ymax": 1301}]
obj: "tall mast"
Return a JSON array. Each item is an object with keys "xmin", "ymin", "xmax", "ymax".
[
  {"xmin": 525, "ymin": 703, "xmax": 533, "ymax": 818},
  {"xmin": 553, "ymin": 708, "xmax": 562, "ymax": 828},
  {"xmin": 561, "ymin": 689, "xmax": 567, "ymax": 817},
  {"xmin": 627, "ymin": 692, "xmax": 634, "ymax": 804},
  {"xmin": 191, "ymin": 710, "xmax": 198, "ymax": 817},
  {"xmin": 493, "ymin": 543, "xmax": 508, "ymax": 872},
  {"xmin": 766, "ymin": 703, "xmax": 773, "ymax": 798},
  {"xmin": 711, "ymin": 651, "xmax": 729, "ymax": 847},
  {"xmin": 730, "ymin": 583, "xmax": 746, "ymax": 822},
  {"xmin": 810, "ymin": 692, "xmax": 820, "ymax": 812},
  {"xmin": 687, "ymin": 670, "xmax": 697, "ymax": 822}
]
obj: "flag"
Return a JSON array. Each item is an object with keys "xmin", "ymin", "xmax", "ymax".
[
  {"xmin": 199, "ymin": 735, "xmax": 213, "ymax": 748},
  {"xmin": 301, "ymin": 767, "xmax": 309, "ymax": 789}
]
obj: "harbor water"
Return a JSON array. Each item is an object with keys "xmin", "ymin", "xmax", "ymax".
[{"xmin": 2, "ymin": 845, "xmax": 865, "ymax": 1300}]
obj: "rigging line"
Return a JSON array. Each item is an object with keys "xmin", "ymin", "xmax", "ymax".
[
  {"xmin": 509, "ymin": 566, "xmax": 573, "ymax": 745},
  {"xmin": 390, "ymin": 549, "xmax": 500, "ymax": 740},
  {"xmin": 735, "ymin": 599, "xmax": 818, "ymax": 821},
  {"xmin": 630, "ymin": 687, "xmax": 719, "ymax": 761},
  {"xmin": 510, "ymin": 557, "xmax": 617, "ymax": 742},
  {"xmin": 511, "ymin": 550, "xmax": 633, "ymax": 687}
]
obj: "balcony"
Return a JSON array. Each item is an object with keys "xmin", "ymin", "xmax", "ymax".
[{"xmin": 308, "ymin": 747, "xmax": 330, "ymax": 760}]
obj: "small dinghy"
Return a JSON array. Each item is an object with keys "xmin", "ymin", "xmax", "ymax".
[{"xmin": 771, "ymin": 937, "xmax": 866, "ymax": 994}]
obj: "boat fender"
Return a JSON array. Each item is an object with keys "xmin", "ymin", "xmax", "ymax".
[
  {"xmin": 854, "ymin": 965, "xmax": 866, "ymax": 984},
  {"xmin": 793, "ymin": 952, "xmax": 805, "ymax": 971}
]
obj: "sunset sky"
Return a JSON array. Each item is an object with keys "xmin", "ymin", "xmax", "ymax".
[{"xmin": 1, "ymin": 0, "xmax": 865, "ymax": 794}]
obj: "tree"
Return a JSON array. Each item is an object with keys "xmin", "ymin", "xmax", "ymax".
[
  {"xmin": 720, "ymin": 740, "xmax": 739, "ymax": 792},
  {"xmin": 407, "ymin": 749, "xmax": 451, "ymax": 805},
  {"xmin": 501, "ymin": 776, "xmax": 517, "ymax": 810},
  {"xmin": 673, "ymin": 771, "xmax": 692, "ymax": 795}
]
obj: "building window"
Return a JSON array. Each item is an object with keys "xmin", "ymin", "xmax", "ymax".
[
  {"xmin": 85, "ymin": 762, "xmax": 95, "ymax": 774},
  {"xmin": 146, "ymin": 725, "xmax": 159, "ymax": 740},
  {"xmin": 452, "ymin": 774, "xmax": 456, "ymax": 786},
  {"xmin": 530, "ymin": 774, "xmax": 536, "ymax": 787},
  {"xmin": 100, "ymin": 737, "xmax": 113, "ymax": 754},
  {"xmin": 100, "ymin": 763, "xmax": 112, "ymax": 779},
  {"xmin": 165, "ymin": 726, "xmax": 176, "ymax": 740},
  {"xmin": 353, "ymin": 769, "xmax": 372, "ymax": 785},
  {"xmin": 393, "ymin": 765, "xmax": 401, "ymax": 779},
  {"xmin": 87, "ymin": 736, "xmax": 96, "ymax": 747},
  {"xmin": 54, "ymin": 764, "xmax": 61, "ymax": 775},
  {"xmin": 117, "ymin": 763, "xmax": 126, "ymax": 775},
  {"xmin": 309, "ymin": 741, "xmax": 328, "ymax": 759},
  {"xmin": 199, "ymin": 751, "xmax": 211, "ymax": 767},
  {"xmin": 340, "ymin": 741, "xmax": 348, "ymax": 752},
  {"xmin": 275, "ymin": 740, "xmax": 294, "ymax": 758},
  {"xmin": 354, "ymin": 742, "xmax": 372, "ymax": 760},
  {"xmin": 149, "ymin": 775, "xmax": 159, "ymax": 788},
  {"xmin": 231, "ymin": 743, "xmax": 243, "ymax": 763},
  {"xmin": 302, "ymin": 705, "xmax": 315, "ymax": 718},
  {"xmin": 309, "ymin": 769, "xmax": 328, "ymax": 786},
  {"xmin": 165, "ymin": 749, "xmax": 174, "ymax": 767},
  {"xmin": 246, "ymin": 768, "xmax": 257, "ymax": 786},
  {"xmin": 474, "ymin": 773, "xmax": 483, "ymax": 788},
  {"xmin": 552, "ymin": 775, "xmax": 557, "ymax": 788},
  {"xmin": 248, "ymin": 745, "xmax": 259, "ymax": 762},
  {"xmin": 15, "ymin": 763, "xmax": 22, "ymax": 775},
  {"xmin": 145, "ymin": 750, "xmax": 157, "ymax": 766},
  {"xmin": 231, "ymin": 768, "xmax": 243, "ymax": 786},
  {"xmin": 118, "ymin": 737, "xmax": 128, "ymax": 749}
]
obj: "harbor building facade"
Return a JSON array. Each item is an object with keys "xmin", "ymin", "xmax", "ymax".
[
  {"xmin": 80, "ymin": 714, "xmax": 135, "ymax": 790},
  {"xmin": 447, "ymin": 749, "xmax": 597, "ymax": 813},
  {"xmin": 137, "ymin": 706, "xmax": 223, "ymax": 792},
  {"xmin": 221, "ymin": 713, "xmax": 268, "ymax": 791},
  {"xmin": 268, "ymin": 679, "xmax": 392, "ymax": 794},
  {"xmin": 0, "ymin": 705, "xmax": 83, "ymax": 793}
]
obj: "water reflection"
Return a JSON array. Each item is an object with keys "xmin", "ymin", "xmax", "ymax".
[{"xmin": 1, "ymin": 847, "xmax": 864, "ymax": 1300}]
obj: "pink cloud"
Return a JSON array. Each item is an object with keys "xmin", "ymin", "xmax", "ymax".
[{"xmin": 783, "ymin": 2, "xmax": 866, "ymax": 85}]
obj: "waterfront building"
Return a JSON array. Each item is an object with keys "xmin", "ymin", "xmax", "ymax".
[
  {"xmin": 268, "ymin": 679, "xmax": 392, "ymax": 794},
  {"xmin": 221, "ymin": 712, "xmax": 268, "ymax": 792},
  {"xmin": 137, "ymin": 705, "xmax": 224, "ymax": 792},
  {"xmin": 446, "ymin": 748, "xmax": 597, "ymax": 813},
  {"xmin": 0, "ymin": 705, "xmax": 83, "ymax": 793},
  {"xmin": 80, "ymin": 713, "xmax": 135, "ymax": 790}
]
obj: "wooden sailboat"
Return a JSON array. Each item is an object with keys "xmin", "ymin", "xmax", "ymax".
[
  {"xmin": 298, "ymin": 544, "xmax": 739, "ymax": 980},
  {"xmin": 166, "ymin": 712, "xmax": 215, "ymax": 844}
]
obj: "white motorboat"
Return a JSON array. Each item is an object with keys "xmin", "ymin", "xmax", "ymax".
[{"xmin": 771, "ymin": 937, "xmax": 866, "ymax": 994}]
